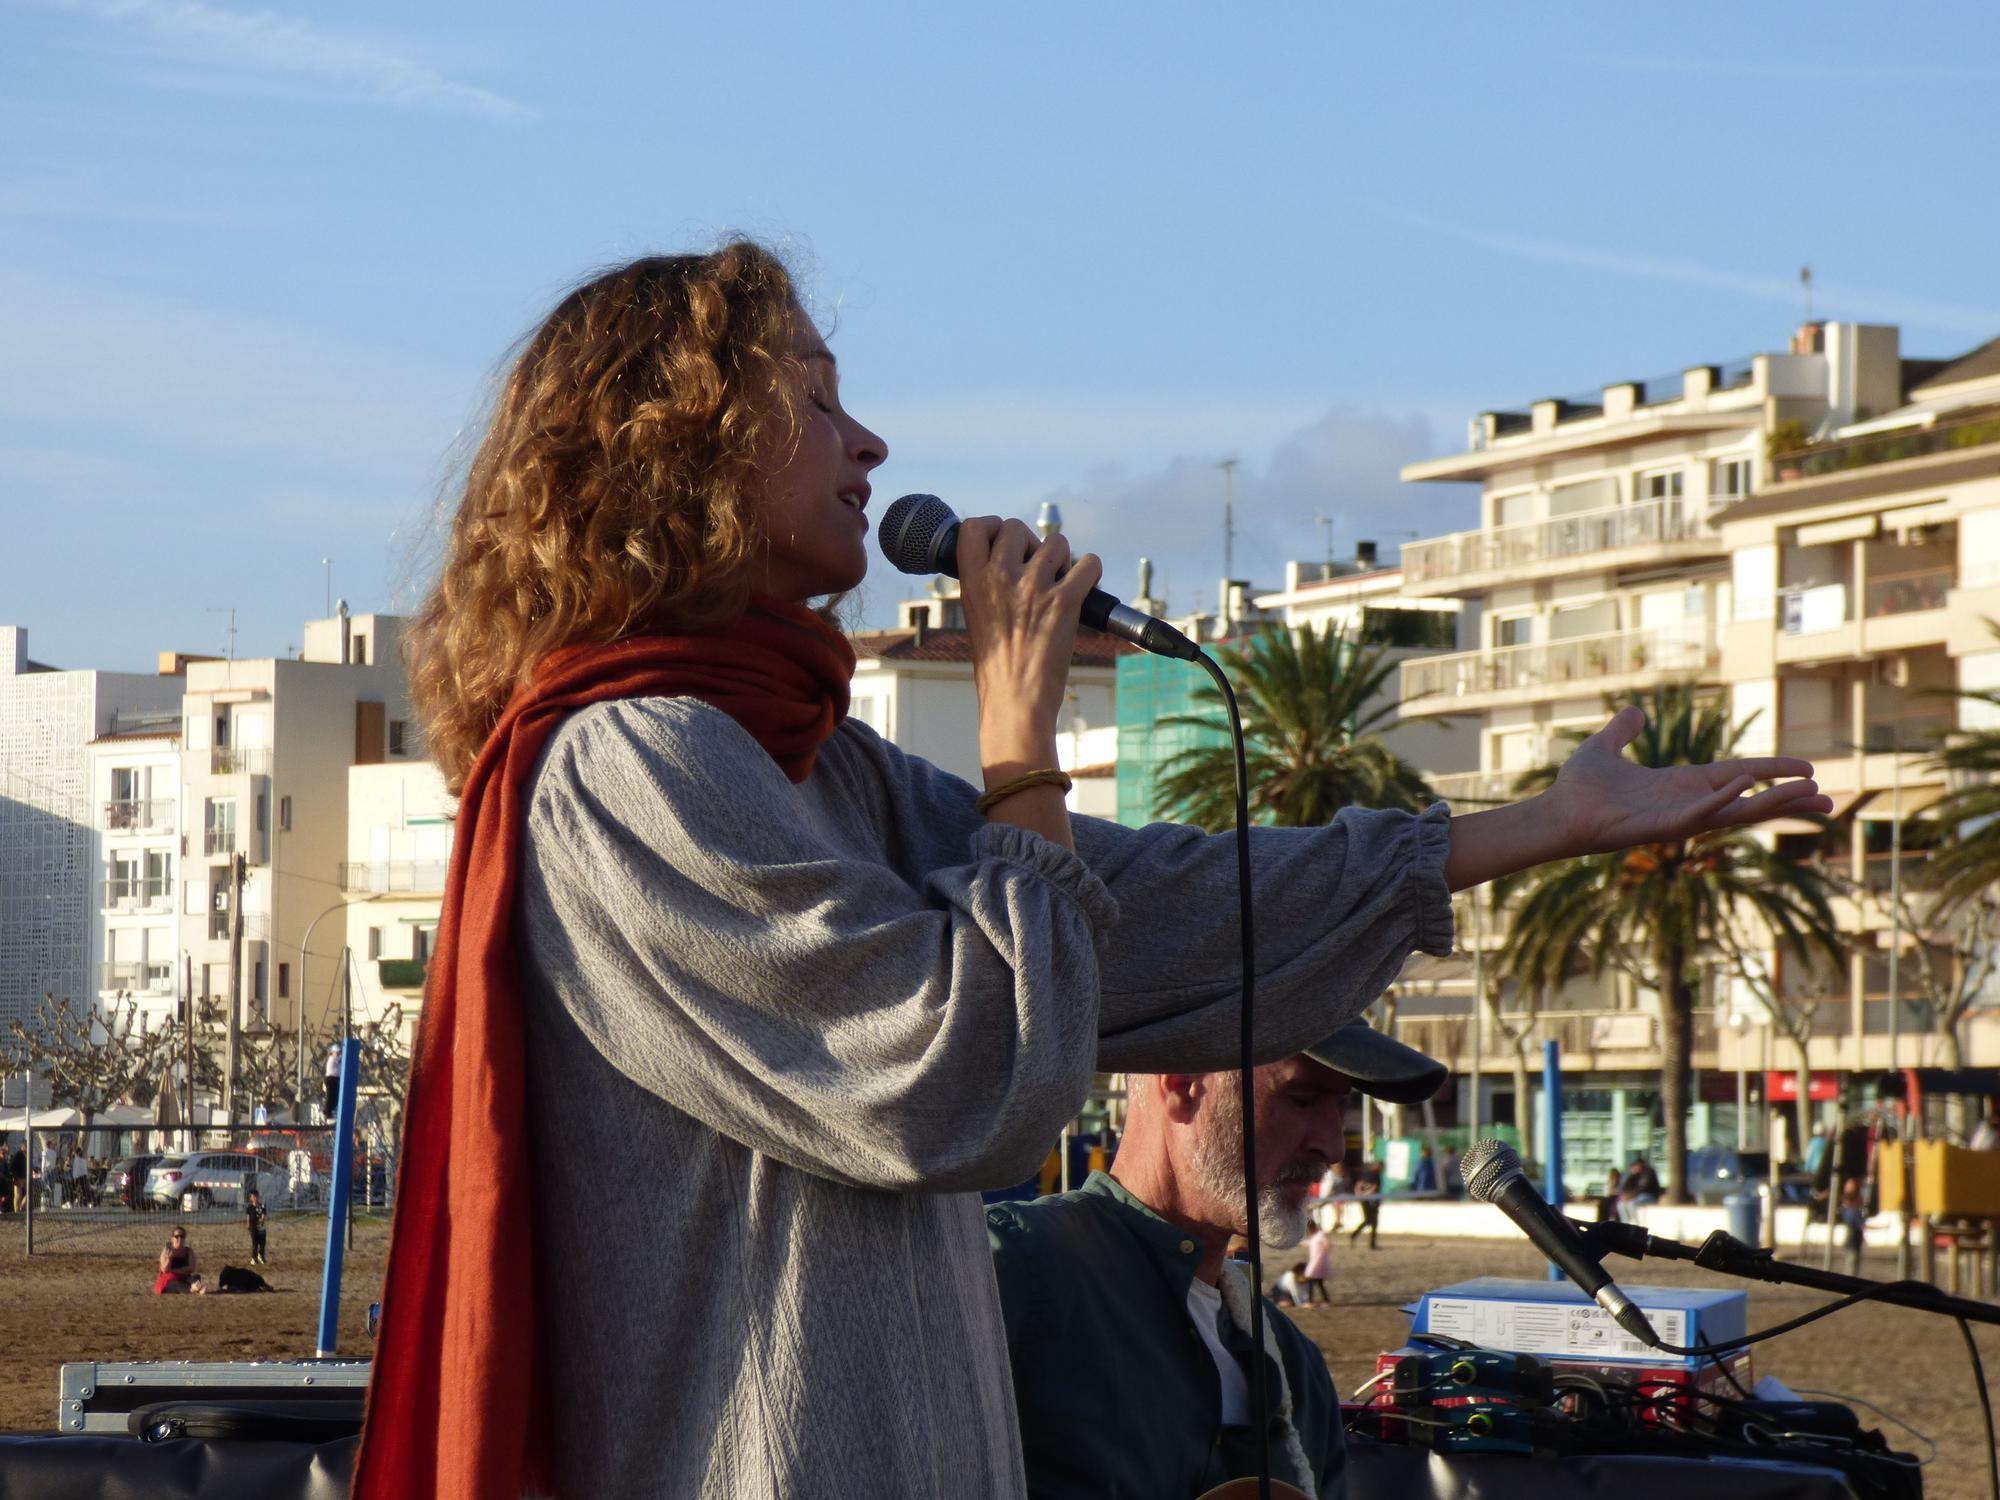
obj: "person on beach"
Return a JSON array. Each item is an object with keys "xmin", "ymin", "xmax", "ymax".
[
  {"xmin": 154, "ymin": 1227, "xmax": 197, "ymax": 1295},
  {"xmin": 352, "ymin": 241, "xmax": 1835, "ymax": 1500}
]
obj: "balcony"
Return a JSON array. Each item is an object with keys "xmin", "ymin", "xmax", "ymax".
[
  {"xmin": 1820, "ymin": 850, "xmax": 1931, "ymax": 895},
  {"xmin": 103, "ymin": 798, "xmax": 174, "ymax": 833},
  {"xmin": 206, "ymin": 912, "xmax": 270, "ymax": 943},
  {"xmin": 1399, "ymin": 497, "xmax": 1722, "ymax": 596},
  {"xmin": 340, "ymin": 860, "xmax": 450, "ymax": 896},
  {"xmin": 1400, "ymin": 625, "xmax": 1714, "ymax": 717},
  {"xmin": 203, "ymin": 826, "xmax": 235, "ymax": 858},
  {"xmin": 1424, "ymin": 769, "xmax": 1525, "ymax": 808},
  {"xmin": 378, "ymin": 957, "xmax": 430, "ymax": 991},
  {"xmin": 1776, "ymin": 711, "xmax": 1952, "ymax": 762},
  {"xmin": 1864, "ymin": 567, "xmax": 1953, "ymax": 619},
  {"xmin": 1394, "ymin": 1007, "xmax": 1719, "ymax": 1073},
  {"xmin": 210, "ymin": 746, "xmax": 272, "ymax": 776},
  {"xmin": 100, "ymin": 959, "xmax": 174, "ymax": 993},
  {"xmin": 1773, "ymin": 406, "xmax": 2000, "ymax": 481},
  {"xmin": 99, "ymin": 878, "xmax": 172, "ymax": 914}
]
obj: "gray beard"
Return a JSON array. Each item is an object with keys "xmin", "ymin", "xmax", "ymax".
[{"xmin": 1187, "ymin": 1085, "xmax": 1316, "ymax": 1249}]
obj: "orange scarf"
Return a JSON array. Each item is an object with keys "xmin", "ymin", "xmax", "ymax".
[{"xmin": 353, "ymin": 599, "xmax": 853, "ymax": 1500}]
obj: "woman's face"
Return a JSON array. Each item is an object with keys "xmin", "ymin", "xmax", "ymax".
[{"xmin": 750, "ymin": 320, "xmax": 888, "ymax": 602}]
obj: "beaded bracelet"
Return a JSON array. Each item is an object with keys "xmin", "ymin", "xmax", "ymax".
[{"xmin": 975, "ymin": 768, "xmax": 1074, "ymax": 815}]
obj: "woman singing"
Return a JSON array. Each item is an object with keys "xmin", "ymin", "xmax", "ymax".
[{"xmin": 356, "ymin": 242, "xmax": 1830, "ymax": 1499}]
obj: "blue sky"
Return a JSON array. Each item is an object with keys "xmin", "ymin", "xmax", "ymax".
[{"xmin": 6, "ymin": 2, "xmax": 1999, "ymax": 671}]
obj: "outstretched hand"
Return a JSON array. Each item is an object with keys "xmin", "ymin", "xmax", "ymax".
[
  {"xmin": 1444, "ymin": 706, "xmax": 1835, "ymax": 891},
  {"xmin": 1546, "ymin": 706, "xmax": 1834, "ymax": 855}
]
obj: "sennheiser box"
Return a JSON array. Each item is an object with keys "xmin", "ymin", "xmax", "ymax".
[{"xmin": 1411, "ymin": 1277, "xmax": 1746, "ymax": 1367}]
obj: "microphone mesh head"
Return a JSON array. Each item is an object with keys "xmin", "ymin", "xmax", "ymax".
[
  {"xmin": 1461, "ymin": 1137, "xmax": 1526, "ymax": 1204},
  {"xmin": 878, "ymin": 493, "xmax": 954, "ymax": 576}
]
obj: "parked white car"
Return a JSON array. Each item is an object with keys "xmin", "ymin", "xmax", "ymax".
[{"xmin": 144, "ymin": 1151, "xmax": 285, "ymax": 1210}]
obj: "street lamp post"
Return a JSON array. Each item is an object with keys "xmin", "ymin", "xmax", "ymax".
[{"xmin": 297, "ymin": 898, "xmax": 357, "ymax": 1118}]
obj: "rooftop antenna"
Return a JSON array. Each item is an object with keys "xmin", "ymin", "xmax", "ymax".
[
  {"xmin": 1217, "ymin": 457, "xmax": 1239, "ymax": 586},
  {"xmin": 322, "ymin": 558, "xmax": 332, "ymax": 619},
  {"xmin": 206, "ymin": 607, "xmax": 238, "ymax": 662},
  {"xmin": 1800, "ymin": 265, "xmax": 1813, "ymax": 324},
  {"xmin": 1315, "ymin": 514, "xmax": 1336, "ymax": 572}
]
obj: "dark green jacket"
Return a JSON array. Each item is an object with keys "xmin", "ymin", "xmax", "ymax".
[{"xmin": 987, "ymin": 1172, "xmax": 1345, "ymax": 1499}]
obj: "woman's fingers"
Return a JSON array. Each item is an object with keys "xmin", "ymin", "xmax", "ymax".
[
  {"xmin": 1054, "ymin": 550, "xmax": 1103, "ymax": 602},
  {"xmin": 1026, "ymin": 530, "xmax": 1072, "ymax": 584},
  {"xmin": 955, "ymin": 515, "xmax": 1003, "ymax": 576},
  {"xmin": 1716, "ymin": 756, "xmax": 1818, "ymax": 783},
  {"xmin": 1703, "ymin": 777, "xmax": 1832, "ymax": 828}
]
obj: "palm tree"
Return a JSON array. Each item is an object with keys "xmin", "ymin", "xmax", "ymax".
[
  {"xmin": 1921, "ymin": 681, "xmax": 2000, "ymax": 914},
  {"xmin": 1494, "ymin": 685, "xmax": 1845, "ymax": 1202},
  {"xmin": 1151, "ymin": 620, "xmax": 1432, "ymax": 829}
]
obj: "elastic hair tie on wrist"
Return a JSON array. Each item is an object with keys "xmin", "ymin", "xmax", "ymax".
[{"xmin": 976, "ymin": 768, "xmax": 1074, "ymax": 816}]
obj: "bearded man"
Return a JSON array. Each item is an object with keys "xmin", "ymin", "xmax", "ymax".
[{"xmin": 985, "ymin": 1022, "xmax": 1444, "ymax": 1500}]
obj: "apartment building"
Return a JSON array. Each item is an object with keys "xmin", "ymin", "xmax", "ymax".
[
  {"xmin": 175, "ymin": 606, "xmax": 415, "ymax": 1055},
  {"xmin": 1716, "ymin": 331, "xmax": 2000, "ymax": 1078},
  {"xmin": 1386, "ymin": 322, "xmax": 1935, "ymax": 1143},
  {"xmin": 88, "ymin": 700, "xmax": 188, "ymax": 1029},
  {"xmin": 852, "ymin": 587, "xmax": 1123, "ymax": 814},
  {"xmin": 0, "ymin": 626, "xmax": 185, "ymax": 1031},
  {"xmin": 339, "ymin": 758, "xmax": 452, "ymax": 1043},
  {"xmin": 1253, "ymin": 550, "xmax": 1475, "ymax": 786}
]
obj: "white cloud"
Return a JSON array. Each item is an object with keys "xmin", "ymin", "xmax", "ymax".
[
  {"xmin": 48, "ymin": 0, "xmax": 531, "ymax": 121},
  {"xmin": 858, "ymin": 402, "xmax": 1473, "ymax": 628}
]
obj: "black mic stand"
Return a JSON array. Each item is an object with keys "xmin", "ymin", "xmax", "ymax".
[{"xmin": 1573, "ymin": 1218, "xmax": 2000, "ymax": 1329}]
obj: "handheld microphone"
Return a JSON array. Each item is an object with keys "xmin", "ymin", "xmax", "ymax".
[
  {"xmin": 1461, "ymin": 1138, "xmax": 1661, "ymax": 1348},
  {"xmin": 877, "ymin": 493, "xmax": 1200, "ymax": 661}
]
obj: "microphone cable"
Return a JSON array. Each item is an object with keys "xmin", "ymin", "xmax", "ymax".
[{"xmin": 1192, "ymin": 645, "xmax": 1275, "ymax": 1500}]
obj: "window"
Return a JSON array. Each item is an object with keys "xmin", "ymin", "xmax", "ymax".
[
  {"xmin": 254, "ymin": 960, "xmax": 266, "ymax": 1005},
  {"xmin": 205, "ymin": 798, "xmax": 236, "ymax": 857},
  {"xmin": 414, "ymin": 926, "xmax": 435, "ymax": 964},
  {"xmin": 353, "ymin": 632, "xmax": 369, "ymax": 665},
  {"xmin": 1636, "ymin": 468, "xmax": 1685, "ymax": 503},
  {"xmin": 367, "ymin": 927, "xmax": 382, "ymax": 960},
  {"xmin": 1494, "ymin": 615, "xmax": 1534, "ymax": 648},
  {"xmin": 389, "ymin": 720, "xmax": 408, "ymax": 756},
  {"xmin": 1712, "ymin": 457, "xmax": 1754, "ymax": 500},
  {"xmin": 278, "ymin": 962, "xmax": 290, "ymax": 1000},
  {"xmin": 255, "ymin": 791, "xmax": 268, "ymax": 834},
  {"xmin": 215, "ymin": 713, "xmax": 231, "ymax": 748},
  {"xmin": 279, "ymin": 795, "xmax": 291, "ymax": 832}
]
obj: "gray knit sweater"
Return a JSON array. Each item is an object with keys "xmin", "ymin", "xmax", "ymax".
[{"xmin": 516, "ymin": 697, "xmax": 1453, "ymax": 1498}]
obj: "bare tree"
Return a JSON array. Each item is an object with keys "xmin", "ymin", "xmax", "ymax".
[
  {"xmin": 1719, "ymin": 932, "xmax": 1845, "ymax": 1151},
  {"xmin": 3, "ymin": 992, "xmax": 176, "ymax": 1130}
]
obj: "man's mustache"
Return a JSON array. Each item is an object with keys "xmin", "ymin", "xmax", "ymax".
[{"xmin": 1269, "ymin": 1159, "xmax": 1325, "ymax": 1189}]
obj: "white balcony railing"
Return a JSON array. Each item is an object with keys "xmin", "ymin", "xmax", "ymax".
[
  {"xmin": 1402, "ymin": 497, "xmax": 1715, "ymax": 588},
  {"xmin": 100, "ymin": 959, "xmax": 174, "ymax": 993},
  {"xmin": 98, "ymin": 879, "xmax": 173, "ymax": 914},
  {"xmin": 1401, "ymin": 625, "xmax": 1713, "ymax": 706},
  {"xmin": 211, "ymin": 746, "xmax": 273, "ymax": 776},
  {"xmin": 1423, "ymin": 769, "xmax": 1525, "ymax": 807},
  {"xmin": 340, "ymin": 860, "xmax": 450, "ymax": 895},
  {"xmin": 103, "ymin": 798, "xmax": 174, "ymax": 833}
]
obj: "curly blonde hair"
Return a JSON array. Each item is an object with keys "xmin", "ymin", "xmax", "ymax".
[{"xmin": 406, "ymin": 243, "xmax": 813, "ymax": 795}]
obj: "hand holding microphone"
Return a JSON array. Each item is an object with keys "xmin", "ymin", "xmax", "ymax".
[
  {"xmin": 878, "ymin": 494, "xmax": 1201, "ymax": 662},
  {"xmin": 951, "ymin": 516, "xmax": 1103, "ymax": 769}
]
